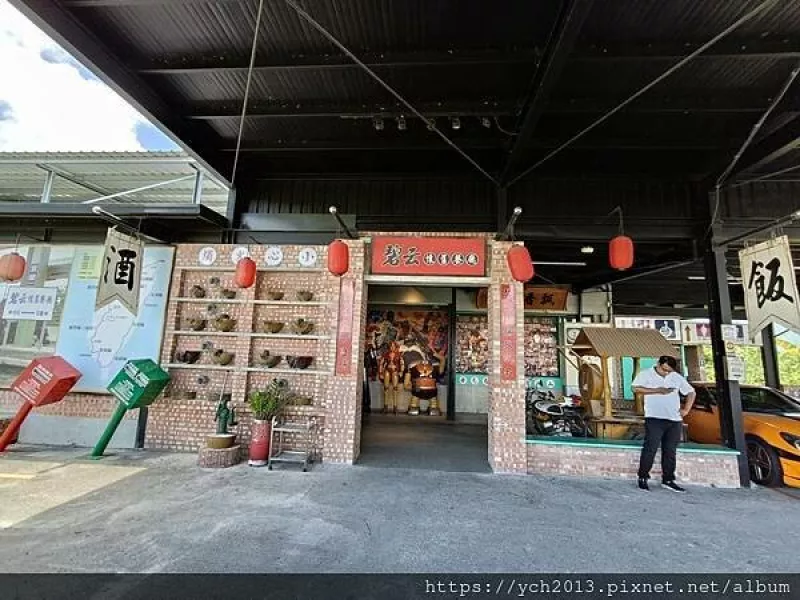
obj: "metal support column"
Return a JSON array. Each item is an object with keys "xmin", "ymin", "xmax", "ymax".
[
  {"xmin": 704, "ymin": 243, "xmax": 750, "ymax": 487},
  {"xmin": 761, "ymin": 324, "xmax": 782, "ymax": 390},
  {"xmin": 40, "ymin": 169, "xmax": 55, "ymax": 203},
  {"xmin": 191, "ymin": 170, "xmax": 204, "ymax": 205}
]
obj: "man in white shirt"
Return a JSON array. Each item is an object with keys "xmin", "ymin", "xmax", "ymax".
[{"xmin": 632, "ymin": 355, "xmax": 696, "ymax": 492}]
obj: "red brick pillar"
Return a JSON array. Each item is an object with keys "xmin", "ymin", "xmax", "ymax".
[
  {"xmin": 487, "ymin": 241, "xmax": 527, "ymax": 473},
  {"xmin": 324, "ymin": 240, "xmax": 367, "ymax": 464}
]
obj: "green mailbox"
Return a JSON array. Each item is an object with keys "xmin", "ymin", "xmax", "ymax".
[{"xmin": 92, "ymin": 359, "xmax": 170, "ymax": 458}]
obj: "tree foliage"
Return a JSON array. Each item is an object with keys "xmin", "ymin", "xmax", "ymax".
[{"xmin": 701, "ymin": 339, "xmax": 800, "ymax": 386}]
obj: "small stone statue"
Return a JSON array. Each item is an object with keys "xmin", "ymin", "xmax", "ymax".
[{"xmin": 214, "ymin": 395, "xmax": 238, "ymax": 434}]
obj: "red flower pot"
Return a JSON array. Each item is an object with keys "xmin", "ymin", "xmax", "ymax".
[{"xmin": 248, "ymin": 419, "xmax": 272, "ymax": 467}]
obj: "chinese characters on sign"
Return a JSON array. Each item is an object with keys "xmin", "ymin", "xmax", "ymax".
[
  {"xmin": 2, "ymin": 287, "xmax": 57, "ymax": 321},
  {"xmin": 371, "ymin": 237, "xmax": 485, "ymax": 276},
  {"xmin": 500, "ymin": 284, "xmax": 517, "ymax": 381},
  {"xmin": 96, "ymin": 228, "xmax": 143, "ymax": 316},
  {"xmin": 523, "ymin": 285, "xmax": 569, "ymax": 311},
  {"xmin": 739, "ymin": 236, "xmax": 800, "ymax": 341},
  {"xmin": 335, "ymin": 278, "xmax": 355, "ymax": 376}
]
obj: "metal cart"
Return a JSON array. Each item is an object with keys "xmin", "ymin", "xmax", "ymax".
[{"xmin": 267, "ymin": 415, "xmax": 315, "ymax": 471}]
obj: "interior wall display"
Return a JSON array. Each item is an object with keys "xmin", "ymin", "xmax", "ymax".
[
  {"xmin": 371, "ymin": 236, "xmax": 485, "ymax": 277},
  {"xmin": 455, "ymin": 315, "xmax": 489, "ymax": 374},
  {"xmin": 524, "ymin": 285, "xmax": 569, "ymax": 312},
  {"xmin": 365, "ymin": 308, "xmax": 449, "ymax": 381},
  {"xmin": 524, "ymin": 317, "xmax": 559, "ymax": 377},
  {"xmin": 740, "ymin": 235, "xmax": 800, "ymax": 341},
  {"xmin": 96, "ymin": 228, "xmax": 143, "ymax": 316},
  {"xmin": 56, "ymin": 245, "xmax": 175, "ymax": 393},
  {"xmin": 614, "ymin": 316, "xmax": 681, "ymax": 342}
]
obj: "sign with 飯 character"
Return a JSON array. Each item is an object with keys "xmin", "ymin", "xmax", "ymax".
[
  {"xmin": 740, "ymin": 235, "xmax": 800, "ymax": 341},
  {"xmin": 371, "ymin": 237, "xmax": 485, "ymax": 277},
  {"xmin": 96, "ymin": 227, "xmax": 142, "ymax": 316}
]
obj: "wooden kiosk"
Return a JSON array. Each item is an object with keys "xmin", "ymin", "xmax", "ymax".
[{"xmin": 570, "ymin": 327, "xmax": 680, "ymax": 439}]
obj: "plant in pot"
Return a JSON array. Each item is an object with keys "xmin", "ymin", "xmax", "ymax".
[{"xmin": 247, "ymin": 379, "xmax": 289, "ymax": 467}]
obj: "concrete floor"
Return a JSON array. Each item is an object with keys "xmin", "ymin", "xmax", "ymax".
[{"xmin": 1, "ymin": 444, "xmax": 800, "ymax": 573}]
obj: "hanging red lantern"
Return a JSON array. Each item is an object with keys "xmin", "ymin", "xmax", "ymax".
[
  {"xmin": 327, "ymin": 240, "xmax": 349, "ymax": 277},
  {"xmin": 234, "ymin": 257, "xmax": 257, "ymax": 288},
  {"xmin": 507, "ymin": 244, "xmax": 534, "ymax": 282},
  {"xmin": 609, "ymin": 235, "xmax": 634, "ymax": 271},
  {"xmin": 0, "ymin": 252, "xmax": 26, "ymax": 282}
]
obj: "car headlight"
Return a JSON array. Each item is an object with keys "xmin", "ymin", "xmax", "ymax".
[{"xmin": 779, "ymin": 433, "xmax": 800, "ymax": 451}]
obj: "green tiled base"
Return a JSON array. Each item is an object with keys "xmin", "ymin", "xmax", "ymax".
[{"xmin": 525, "ymin": 435, "xmax": 739, "ymax": 455}]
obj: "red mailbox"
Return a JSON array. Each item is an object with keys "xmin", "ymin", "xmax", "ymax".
[{"xmin": 0, "ymin": 356, "xmax": 82, "ymax": 452}]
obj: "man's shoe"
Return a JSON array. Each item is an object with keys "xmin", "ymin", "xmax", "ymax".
[
  {"xmin": 661, "ymin": 480, "xmax": 686, "ymax": 493},
  {"xmin": 638, "ymin": 477, "xmax": 649, "ymax": 491}
]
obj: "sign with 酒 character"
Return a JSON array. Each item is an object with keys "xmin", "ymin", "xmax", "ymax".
[
  {"xmin": 96, "ymin": 227, "xmax": 143, "ymax": 316},
  {"xmin": 107, "ymin": 359, "xmax": 170, "ymax": 409},
  {"xmin": 371, "ymin": 237, "xmax": 485, "ymax": 277},
  {"xmin": 740, "ymin": 235, "xmax": 800, "ymax": 341},
  {"xmin": 2, "ymin": 286, "xmax": 57, "ymax": 321}
]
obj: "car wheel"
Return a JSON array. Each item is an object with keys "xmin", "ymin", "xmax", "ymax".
[{"xmin": 746, "ymin": 438, "xmax": 783, "ymax": 487}]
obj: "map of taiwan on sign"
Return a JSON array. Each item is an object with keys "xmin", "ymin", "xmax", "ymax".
[{"xmin": 55, "ymin": 246, "xmax": 175, "ymax": 393}]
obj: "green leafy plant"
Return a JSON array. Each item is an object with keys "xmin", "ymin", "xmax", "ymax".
[{"xmin": 248, "ymin": 378, "xmax": 290, "ymax": 421}]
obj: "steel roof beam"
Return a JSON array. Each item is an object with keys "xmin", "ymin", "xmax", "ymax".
[
  {"xmin": 500, "ymin": 0, "xmax": 595, "ymax": 185},
  {"xmin": 137, "ymin": 48, "xmax": 540, "ymax": 75},
  {"xmin": 572, "ymin": 38, "xmax": 800, "ymax": 61},
  {"xmin": 730, "ymin": 113, "xmax": 800, "ymax": 178}
]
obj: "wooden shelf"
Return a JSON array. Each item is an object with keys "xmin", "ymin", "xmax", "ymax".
[
  {"xmin": 250, "ymin": 333, "xmax": 330, "ymax": 340},
  {"xmin": 244, "ymin": 367, "xmax": 329, "ymax": 376},
  {"xmin": 163, "ymin": 363, "xmax": 237, "ymax": 371},
  {"xmin": 168, "ymin": 330, "xmax": 329, "ymax": 340},
  {"xmin": 173, "ymin": 297, "xmax": 248, "ymax": 304},
  {"xmin": 168, "ymin": 330, "xmax": 240, "ymax": 337},
  {"xmin": 253, "ymin": 300, "xmax": 330, "ymax": 306}
]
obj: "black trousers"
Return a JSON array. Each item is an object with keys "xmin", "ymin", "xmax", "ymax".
[{"xmin": 638, "ymin": 417, "xmax": 683, "ymax": 482}]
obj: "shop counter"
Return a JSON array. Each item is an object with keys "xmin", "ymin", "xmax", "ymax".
[{"xmin": 525, "ymin": 435, "xmax": 741, "ymax": 488}]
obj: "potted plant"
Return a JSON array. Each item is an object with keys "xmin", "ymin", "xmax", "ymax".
[{"xmin": 247, "ymin": 379, "xmax": 289, "ymax": 467}]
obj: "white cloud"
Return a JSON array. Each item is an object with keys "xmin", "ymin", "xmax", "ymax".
[{"xmin": 0, "ymin": 1, "xmax": 168, "ymax": 151}]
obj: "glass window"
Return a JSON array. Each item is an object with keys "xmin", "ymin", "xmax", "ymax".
[{"xmin": 740, "ymin": 388, "xmax": 800, "ymax": 413}]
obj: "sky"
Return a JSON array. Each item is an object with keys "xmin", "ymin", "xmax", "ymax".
[{"xmin": 0, "ymin": 0, "xmax": 178, "ymax": 152}]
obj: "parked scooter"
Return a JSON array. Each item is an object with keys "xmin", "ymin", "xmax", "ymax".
[{"xmin": 527, "ymin": 389, "xmax": 591, "ymax": 437}]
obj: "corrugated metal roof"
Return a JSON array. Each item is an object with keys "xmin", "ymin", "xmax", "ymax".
[
  {"xmin": 572, "ymin": 327, "xmax": 679, "ymax": 358},
  {"xmin": 0, "ymin": 152, "xmax": 229, "ymax": 215}
]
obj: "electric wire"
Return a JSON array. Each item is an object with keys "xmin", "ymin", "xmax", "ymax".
[
  {"xmin": 505, "ymin": 0, "xmax": 782, "ymax": 188},
  {"xmin": 230, "ymin": 0, "xmax": 266, "ymax": 187}
]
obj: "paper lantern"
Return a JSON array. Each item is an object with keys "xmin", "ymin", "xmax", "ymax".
[
  {"xmin": 609, "ymin": 235, "xmax": 634, "ymax": 271},
  {"xmin": 0, "ymin": 252, "xmax": 26, "ymax": 282},
  {"xmin": 507, "ymin": 245, "xmax": 534, "ymax": 282},
  {"xmin": 234, "ymin": 257, "xmax": 257, "ymax": 288},
  {"xmin": 327, "ymin": 240, "xmax": 349, "ymax": 277}
]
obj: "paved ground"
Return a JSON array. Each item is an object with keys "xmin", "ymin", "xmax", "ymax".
[{"xmin": 1, "ymin": 443, "xmax": 799, "ymax": 574}]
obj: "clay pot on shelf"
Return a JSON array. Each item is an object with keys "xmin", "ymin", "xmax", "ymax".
[
  {"xmin": 260, "ymin": 321, "xmax": 285, "ymax": 334},
  {"xmin": 212, "ymin": 314, "xmax": 237, "ymax": 332},
  {"xmin": 291, "ymin": 319, "xmax": 314, "ymax": 335},
  {"xmin": 220, "ymin": 288, "xmax": 237, "ymax": 299},
  {"xmin": 190, "ymin": 285, "xmax": 206, "ymax": 299},
  {"xmin": 289, "ymin": 395, "xmax": 313, "ymax": 406},
  {"xmin": 266, "ymin": 291, "xmax": 285, "ymax": 301},
  {"xmin": 186, "ymin": 317, "xmax": 207, "ymax": 331},
  {"xmin": 177, "ymin": 390, "xmax": 198, "ymax": 400},
  {"xmin": 175, "ymin": 350, "xmax": 202, "ymax": 364},
  {"xmin": 212, "ymin": 349, "xmax": 235, "ymax": 366},
  {"xmin": 296, "ymin": 290, "xmax": 314, "ymax": 302},
  {"xmin": 286, "ymin": 355, "xmax": 313, "ymax": 370},
  {"xmin": 258, "ymin": 350, "xmax": 283, "ymax": 368}
]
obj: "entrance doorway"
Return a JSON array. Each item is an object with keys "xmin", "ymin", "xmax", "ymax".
[{"xmin": 358, "ymin": 285, "xmax": 490, "ymax": 473}]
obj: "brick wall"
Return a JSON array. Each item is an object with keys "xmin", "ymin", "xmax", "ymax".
[
  {"xmin": 527, "ymin": 442, "xmax": 741, "ymax": 487},
  {"xmin": 487, "ymin": 241, "xmax": 527, "ymax": 474},
  {"xmin": 146, "ymin": 243, "xmax": 335, "ymax": 454},
  {"xmin": 0, "ymin": 392, "xmax": 134, "ymax": 423}
]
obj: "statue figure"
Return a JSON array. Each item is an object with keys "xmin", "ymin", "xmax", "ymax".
[
  {"xmin": 214, "ymin": 394, "xmax": 238, "ymax": 434},
  {"xmin": 378, "ymin": 341, "xmax": 404, "ymax": 414},
  {"xmin": 408, "ymin": 359, "xmax": 439, "ymax": 416}
]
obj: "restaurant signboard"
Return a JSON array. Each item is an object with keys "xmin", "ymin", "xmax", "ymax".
[{"xmin": 371, "ymin": 237, "xmax": 485, "ymax": 276}]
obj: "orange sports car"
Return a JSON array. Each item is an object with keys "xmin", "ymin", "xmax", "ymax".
[{"xmin": 685, "ymin": 383, "xmax": 800, "ymax": 488}]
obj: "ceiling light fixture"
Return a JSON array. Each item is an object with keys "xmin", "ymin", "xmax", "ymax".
[
  {"xmin": 397, "ymin": 115, "xmax": 407, "ymax": 131},
  {"xmin": 581, "ymin": 246, "xmax": 595, "ymax": 254},
  {"xmin": 451, "ymin": 116, "xmax": 461, "ymax": 130},
  {"xmin": 426, "ymin": 117, "xmax": 436, "ymax": 131},
  {"xmin": 480, "ymin": 117, "xmax": 491, "ymax": 129},
  {"xmin": 373, "ymin": 116, "xmax": 384, "ymax": 131}
]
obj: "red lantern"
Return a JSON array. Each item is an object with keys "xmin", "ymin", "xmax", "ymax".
[
  {"xmin": 609, "ymin": 235, "xmax": 634, "ymax": 271},
  {"xmin": 507, "ymin": 245, "xmax": 534, "ymax": 282},
  {"xmin": 234, "ymin": 257, "xmax": 257, "ymax": 288},
  {"xmin": 327, "ymin": 240, "xmax": 349, "ymax": 277},
  {"xmin": 0, "ymin": 252, "xmax": 26, "ymax": 282}
]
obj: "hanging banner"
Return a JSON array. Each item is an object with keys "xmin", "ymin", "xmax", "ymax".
[
  {"xmin": 335, "ymin": 278, "xmax": 355, "ymax": 376},
  {"xmin": 371, "ymin": 237, "xmax": 485, "ymax": 276},
  {"xmin": 500, "ymin": 284, "xmax": 517, "ymax": 381},
  {"xmin": 740, "ymin": 235, "xmax": 800, "ymax": 341},
  {"xmin": 96, "ymin": 228, "xmax": 143, "ymax": 316}
]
